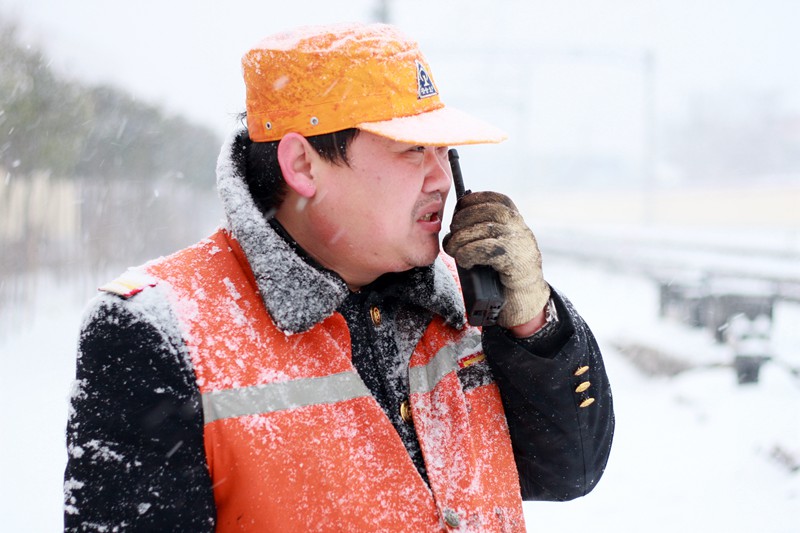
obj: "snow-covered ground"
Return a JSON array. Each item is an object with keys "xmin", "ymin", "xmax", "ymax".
[
  {"xmin": 525, "ymin": 258, "xmax": 800, "ymax": 533},
  {"xmin": 1, "ymin": 257, "xmax": 798, "ymax": 532}
]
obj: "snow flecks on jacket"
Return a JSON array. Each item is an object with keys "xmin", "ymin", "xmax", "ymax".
[
  {"xmin": 82, "ymin": 439, "xmax": 126, "ymax": 463},
  {"xmin": 67, "ymin": 280, "xmax": 215, "ymax": 530},
  {"xmin": 64, "ymin": 478, "xmax": 84, "ymax": 516},
  {"xmin": 79, "ymin": 286, "xmax": 195, "ymax": 385},
  {"xmin": 230, "ymin": 400, "xmax": 438, "ymax": 529},
  {"xmin": 67, "ymin": 378, "xmax": 87, "ymax": 420}
]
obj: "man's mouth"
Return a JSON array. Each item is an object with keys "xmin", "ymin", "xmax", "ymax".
[{"xmin": 416, "ymin": 195, "xmax": 444, "ymax": 227}]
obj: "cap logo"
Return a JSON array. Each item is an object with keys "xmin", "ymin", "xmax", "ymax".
[{"xmin": 415, "ymin": 60, "xmax": 437, "ymax": 99}]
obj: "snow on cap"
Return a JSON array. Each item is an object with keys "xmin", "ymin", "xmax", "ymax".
[{"xmin": 242, "ymin": 23, "xmax": 507, "ymax": 146}]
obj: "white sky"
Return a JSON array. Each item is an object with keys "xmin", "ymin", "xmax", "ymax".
[{"xmin": 3, "ymin": 0, "xmax": 800, "ymax": 175}]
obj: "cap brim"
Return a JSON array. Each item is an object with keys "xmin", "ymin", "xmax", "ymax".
[{"xmin": 356, "ymin": 106, "xmax": 508, "ymax": 146}]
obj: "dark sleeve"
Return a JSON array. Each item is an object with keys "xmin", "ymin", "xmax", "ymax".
[
  {"xmin": 63, "ymin": 296, "xmax": 216, "ymax": 532},
  {"xmin": 482, "ymin": 290, "xmax": 615, "ymax": 501}
]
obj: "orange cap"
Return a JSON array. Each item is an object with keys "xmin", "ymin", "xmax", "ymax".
[{"xmin": 242, "ymin": 23, "xmax": 507, "ymax": 146}]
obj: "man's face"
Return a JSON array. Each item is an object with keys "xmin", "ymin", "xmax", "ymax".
[{"xmin": 304, "ymin": 131, "xmax": 452, "ymax": 287}]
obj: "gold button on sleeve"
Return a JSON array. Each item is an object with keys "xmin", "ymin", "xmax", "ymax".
[
  {"xmin": 575, "ymin": 381, "xmax": 591, "ymax": 393},
  {"xmin": 579, "ymin": 398, "xmax": 596, "ymax": 408},
  {"xmin": 574, "ymin": 365, "xmax": 589, "ymax": 376}
]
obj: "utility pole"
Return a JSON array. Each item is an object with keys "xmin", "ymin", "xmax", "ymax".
[
  {"xmin": 374, "ymin": 0, "xmax": 391, "ymax": 23},
  {"xmin": 642, "ymin": 49, "xmax": 657, "ymax": 226}
]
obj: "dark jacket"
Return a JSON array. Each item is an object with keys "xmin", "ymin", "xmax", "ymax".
[{"xmin": 63, "ymin": 128, "xmax": 614, "ymax": 531}]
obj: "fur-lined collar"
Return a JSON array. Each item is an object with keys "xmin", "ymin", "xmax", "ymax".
[{"xmin": 215, "ymin": 126, "xmax": 466, "ymax": 334}]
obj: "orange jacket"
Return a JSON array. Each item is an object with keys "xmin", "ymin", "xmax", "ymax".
[{"xmin": 147, "ymin": 229, "xmax": 525, "ymax": 532}]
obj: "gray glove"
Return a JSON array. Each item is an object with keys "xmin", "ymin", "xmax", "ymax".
[{"xmin": 443, "ymin": 191, "xmax": 550, "ymax": 328}]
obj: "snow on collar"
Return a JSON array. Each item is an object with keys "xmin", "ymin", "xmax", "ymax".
[{"xmin": 215, "ymin": 126, "xmax": 466, "ymax": 334}]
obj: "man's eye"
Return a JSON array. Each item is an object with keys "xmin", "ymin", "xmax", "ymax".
[{"xmin": 409, "ymin": 146, "xmax": 426, "ymax": 153}]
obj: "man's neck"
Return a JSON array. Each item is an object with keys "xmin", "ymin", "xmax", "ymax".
[
  {"xmin": 269, "ymin": 216, "xmax": 366, "ymax": 292},
  {"xmin": 273, "ymin": 207, "xmax": 384, "ymax": 290}
]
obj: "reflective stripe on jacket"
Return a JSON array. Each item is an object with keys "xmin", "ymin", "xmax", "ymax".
[{"xmin": 147, "ymin": 229, "xmax": 525, "ymax": 532}]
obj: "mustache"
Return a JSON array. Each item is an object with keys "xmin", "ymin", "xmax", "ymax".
[{"xmin": 413, "ymin": 192, "xmax": 444, "ymax": 213}]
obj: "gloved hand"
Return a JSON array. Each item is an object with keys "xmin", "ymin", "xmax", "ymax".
[{"xmin": 443, "ymin": 191, "xmax": 550, "ymax": 329}]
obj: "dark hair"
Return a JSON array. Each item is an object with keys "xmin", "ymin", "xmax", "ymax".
[{"xmin": 238, "ymin": 115, "xmax": 359, "ymax": 216}]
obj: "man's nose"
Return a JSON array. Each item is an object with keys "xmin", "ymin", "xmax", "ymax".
[{"xmin": 422, "ymin": 148, "xmax": 452, "ymax": 194}]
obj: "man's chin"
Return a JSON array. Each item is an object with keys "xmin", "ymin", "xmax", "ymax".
[
  {"xmin": 410, "ymin": 245, "xmax": 441, "ymax": 269},
  {"xmin": 389, "ymin": 240, "xmax": 441, "ymax": 273}
]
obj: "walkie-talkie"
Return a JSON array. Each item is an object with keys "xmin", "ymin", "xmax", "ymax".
[{"xmin": 447, "ymin": 149, "xmax": 506, "ymax": 327}]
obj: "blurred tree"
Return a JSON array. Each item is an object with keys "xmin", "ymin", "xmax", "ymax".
[
  {"xmin": 0, "ymin": 18, "xmax": 92, "ymax": 177},
  {"xmin": 155, "ymin": 113, "xmax": 222, "ymax": 186},
  {"xmin": 0, "ymin": 14, "xmax": 219, "ymax": 186},
  {"xmin": 75, "ymin": 85, "xmax": 219, "ymax": 186},
  {"xmin": 0, "ymin": 13, "xmax": 222, "ymax": 312}
]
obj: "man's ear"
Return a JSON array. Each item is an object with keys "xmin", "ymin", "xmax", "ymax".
[{"xmin": 277, "ymin": 132, "xmax": 317, "ymax": 198}]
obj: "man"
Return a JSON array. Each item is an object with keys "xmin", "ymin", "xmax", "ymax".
[{"xmin": 64, "ymin": 23, "xmax": 613, "ymax": 532}]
